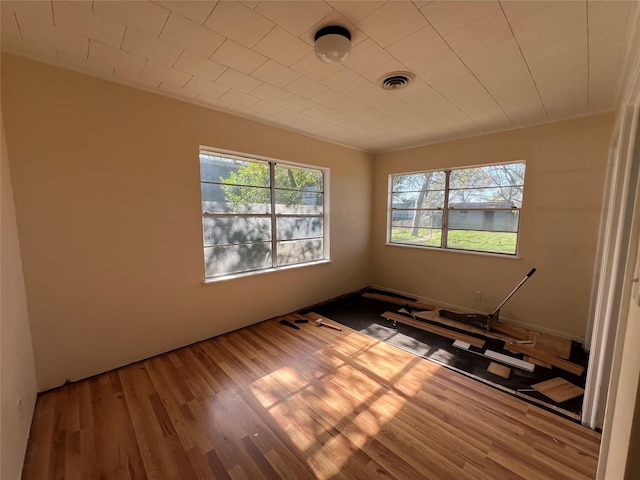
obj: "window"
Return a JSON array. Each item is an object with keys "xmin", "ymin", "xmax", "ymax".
[
  {"xmin": 389, "ymin": 161, "xmax": 525, "ymax": 255},
  {"xmin": 200, "ymin": 148, "xmax": 327, "ymax": 279}
]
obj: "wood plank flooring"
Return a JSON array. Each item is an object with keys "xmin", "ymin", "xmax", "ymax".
[{"xmin": 21, "ymin": 317, "xmax": 601, "ymax": 480}]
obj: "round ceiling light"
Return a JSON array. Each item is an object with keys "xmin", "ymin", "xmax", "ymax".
[{"xmin": 314, "ymin": 26, "xmax": 352, "ymax": 64}]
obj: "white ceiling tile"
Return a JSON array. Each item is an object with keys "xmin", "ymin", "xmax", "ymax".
[
  {"xmin": 507, "ymin": 1, "xmax": 585, "ymax": 48},
  {"xmin": 210, "ymin": 39, "xmax": 267, "ymax": 74},
  {"xmin": 250, "ymin": 84, "xmax": 292, "ymax": 103},
  {"xmin": 215, "ymin": 69, "xmax": 263, "ymax": 93},
  {"xmin": 360, "ymin": 59, "xmax": 409, "ymax": 84},
  {"xmin": 356, "ymin": 1, "xmax": 428, "ymax": 47},
  {"xmin": 346, "ymin": 38, "xmax": 394, "ymax": 74},
  {"xmin": 21, "ymin": 22, "xmax": 89, "ymax": 58},
  {"xmin": 240, "ymin": 1, "xmax": 260, "ymax": 10},
  {"xmin": 1, "ymin": 7, "xmax": 22, "ymax": 43},
  {"xmin": 247, "ymin": 100, "xmax": 286, "ymax": 117},
  {"xmin": 154, "ymin": 1, "xmax": 217, "ymax": 25},
  {"xmin": 140, "ymin": 60, "xmax": 192, "ymax": 88},
  {"xmin": 413, "ymin": 51, "xmax": 511, "ymax": 128},
  {"xmin": 3, "ymin": 1, "xmax": 53, "ymax": 27},
  {"xmin": 500, "ymin": 0, "xmax": 552, "ymax": 24},
  {"xmin": 122, "ymin": 28, "xmax": 183, "ymax": 66},
  {"xmin": 216, "ymin": 89, "xmax": 260, "ymax": 108},
  {"xmin": 53, "ymin": 1, "xmax": 125, "ymax": 48},
  {"xmin": 93, "ymin": 1, "xmax": 170, "ymax": 37},
  {"xmin": 159, "ymin": 12, "xmax": 223, "ymax": 58},
  {"xmin": 158, "ymin": 82, "xmax": 200, "ymax": 100},
  {"xmin": 279, "ymin": 94, "xmax": 317, "ymax": 112},
  {"xmin": 270, "ymin": 108, "xmax": 311, "ymax": 124},
  {"xmin": 588, "ymin": 0, "xmax": 634, "ymax": 111},
  {"xmin": 412, "ymin": 1, "xmax": 431, "ymax": 8},
  {"xmin": 114, "ymin": 67, "xmax": 161, "ymax": 90},
  {"xmin": 290, "ymin": 53, "xmax": 343, "ymax": 81},
  {"xmin": 390, "ymin": 79, "xmax": 479, "ymax": 135},
  {"xmin": 252, "ymin": 27, "xmax": 310, "ymax": 66},
  {"xmin": 284, "ymin": 76, "xmax": 328, "ymax": 98},
  {"xmin": 461, "ymin": 37, "xmax": 546, "ymax": 124},
  {"xmin": 444, "ymin": 9, "xmax": 512, "ymax": 58},
  {"xmin": 327, "ymin": 1, "xmax": 385, "ymax": 24},
  {"xmin": 322, "ymin": 68, "xmax": 374, "ymax": 93},
  {"xmin": 536, "ymin": 67, "xmax": 588, "ymax": 118},
  {"xmin": 57, "ymin": 50, "xmax": 115, "ymax": 77},
  {"xmin": 255, "ymin": 1, "xmax": 332, "ymax": 36},
  {"xmin": 89, "ymin": 40, "xmax": 146, "ymax": 74},
  {"xmin": 387, "ymin": 26, "xmax": 451, "ymax": 66},
  {"xmin": 420, "ymin": 0, "xmax": 500, "ymax": 36},
  {"xmin": 67, "ymin": 1, "xmax": 93, "ymax": 11},
  {"xmin": 184, "ymin": 76, "xmax": 228, "ymax": 99},
  {"xmin": 1, "ymin": 35, "xmax": 59, "ymax": 61},
  {"xmin": 204, "ymin": 1, "xmax": 274, "ymax": 48},
  {"xmin": 173, "ymin": 50, "xmax": 226, "ymax": 81},
  {"xmin": 251, "ymin": 60, "xmax": 300, "ymax": 87}
]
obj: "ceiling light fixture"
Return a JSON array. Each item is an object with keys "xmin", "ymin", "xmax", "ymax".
[{"xmin": 314, "ymin": 26, "xmax": 351, "ymax": 64}]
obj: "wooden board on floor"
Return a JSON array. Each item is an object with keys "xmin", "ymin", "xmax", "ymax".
[
  {"xmin": 530, "ymin": 332, "xmax": 572, "ymax": 360},
  {"xmin": 532, "ymin": 377, "xmax": 585, "ymax": 403},
  {"xmin": 381, "ymin": 311, "xmax": 486, "ymax": 349},
  {"xmin": 487, "ymin": 362, "xmax": 511, "ymax": 379},
  {"xmin": 506, "ymin": 344, "xmax": 585, "ymax": 376},
  {"xmin": 491, "ymin": 322, "xmax": 530, "ymax": 340},
  {"xmin": 415, "ymin": 310, "xmax": 490, "ymax": 336},
  {"xmin": 363, "ymin": 292, "xmax": 434, "ymax": 311},
  {"xmin": 525, "ymin": 356, "xmax": 552, "ymax": 369}
]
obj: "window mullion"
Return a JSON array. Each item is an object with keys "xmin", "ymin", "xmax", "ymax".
[
  {"xmin": 442, "ymin": 170, "xmax": 451, "ymax": 249},
  {"xmin": 270, "ymin": 163, "xmax": 277, "ymax": 268}
]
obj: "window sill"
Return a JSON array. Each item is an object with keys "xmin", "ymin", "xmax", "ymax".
[
  {"xmin": 202, "ymin": 259, "xmax": 332, "ymax": 284},
  {"xmin": 384, "ymin": 242, "xmax": 522, "ymax": 259}
]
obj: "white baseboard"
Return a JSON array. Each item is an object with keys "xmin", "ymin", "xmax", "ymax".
[{"xmin": 370, "ymin": 284, "xmax": 585, "ymax": 344}]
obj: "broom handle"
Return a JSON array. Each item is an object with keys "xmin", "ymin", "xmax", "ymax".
[{"xmin": 490, "ymin": 268, "xmax": 536, "ymax": 317}]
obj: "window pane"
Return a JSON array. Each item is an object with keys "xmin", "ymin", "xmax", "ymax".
[
  {"xmin": 203, "ymin": 216, "xmax": 271, "ymax": 245},
  {"xmin": 204, "ymin": 243, "xmax": 272, "ymax": 276},
  {"xmin": 447, "ymin": 230, "xmax": 517, "ymax": 254},
  {"xmin": 448, "ymin": 210, "xmax": 519, "ymax": 232},
  {"xmin": 391, "ymin": 210, "xmax": 442, "ymax": 229},
  {"xmin": 275, "ymin": 165, "xmax": 323, "ymax": 191},
  {"xmin": 392, "ymin": 190, "xmax": 444, "ymax": 209},
  {"xmin": 448, "ymin": 186, "xmax": 523, "ymax": 208},
  {"xmin": 276, "ymin": 216, "xmax": 322, "ymax": 240},
  {"xmin": 202, "ymin": 183, "xmax": 271, "ymax": 214},
  {"xmin": 392, "ymin": 171, "xmax": 446, "ymax": 192},
  {"xmin": 275, "ymin": 191, "xmax": 323, "ymax": 214},
  {"xmin": 390, "ymin": 227, "xmax": 442, "ymax": 247},
  {"xmin": 449, "ymin": 162, "xmax": 524, "ymax": 189},
  {"xmin": 200, "ymin": 154, "xmax": 270, "ymax": 186},
  {"xmin": 277, "ymin": 239, "xmax": 323, "ymax": 266}
]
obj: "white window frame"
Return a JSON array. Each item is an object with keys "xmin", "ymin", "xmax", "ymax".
[
  {"xmin": 200, "ymin": 147, "xmax": 330, "ymax": 281},
  {"xmin": 387, "ymin": 161, "xmax": 525, "ymax": 256}
]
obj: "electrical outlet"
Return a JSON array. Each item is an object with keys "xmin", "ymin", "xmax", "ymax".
[{"xmin": 474, "ymin": 291, "xmax": 482, "ymax": 301}]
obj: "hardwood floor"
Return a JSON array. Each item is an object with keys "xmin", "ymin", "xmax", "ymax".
[{"xmin": 22, "ymin": 315, "xmax": 601, "ymax": 479}]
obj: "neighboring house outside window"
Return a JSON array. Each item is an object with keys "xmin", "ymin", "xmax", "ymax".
[
  {"xmin": 389, "ymin": 161, "xmax": 526, "ymax": 255},
  {"xmin": 200, "ymin": 148, "xmax": 327, "ymax": 279}
]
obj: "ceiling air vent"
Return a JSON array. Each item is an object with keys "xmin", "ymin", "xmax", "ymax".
[{"xmin": 379, "ymin": 71, "xmax": 415, "ymax": 91}]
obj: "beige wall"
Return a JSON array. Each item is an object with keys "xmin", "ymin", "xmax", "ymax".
[
  {"xmin": 372, "ymin": 114, "xmax": 614, "ymax": 339},
  {"xmin": 1, "ymin": 55, "xmax": 373, "ymax": 391},
  {"xmin": 1, "ymin": 109, "xmax": 38, "ymax": 478}
]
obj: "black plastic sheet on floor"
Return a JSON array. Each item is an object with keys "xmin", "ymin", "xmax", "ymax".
[{"xmin": 302, "ymin": 289, "xmax": 588, "ymax": 422}]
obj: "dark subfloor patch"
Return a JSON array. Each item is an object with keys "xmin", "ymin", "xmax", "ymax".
[{"xmin": 301, "ymin": 289, "xmax": 588, "ymax": 422}]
